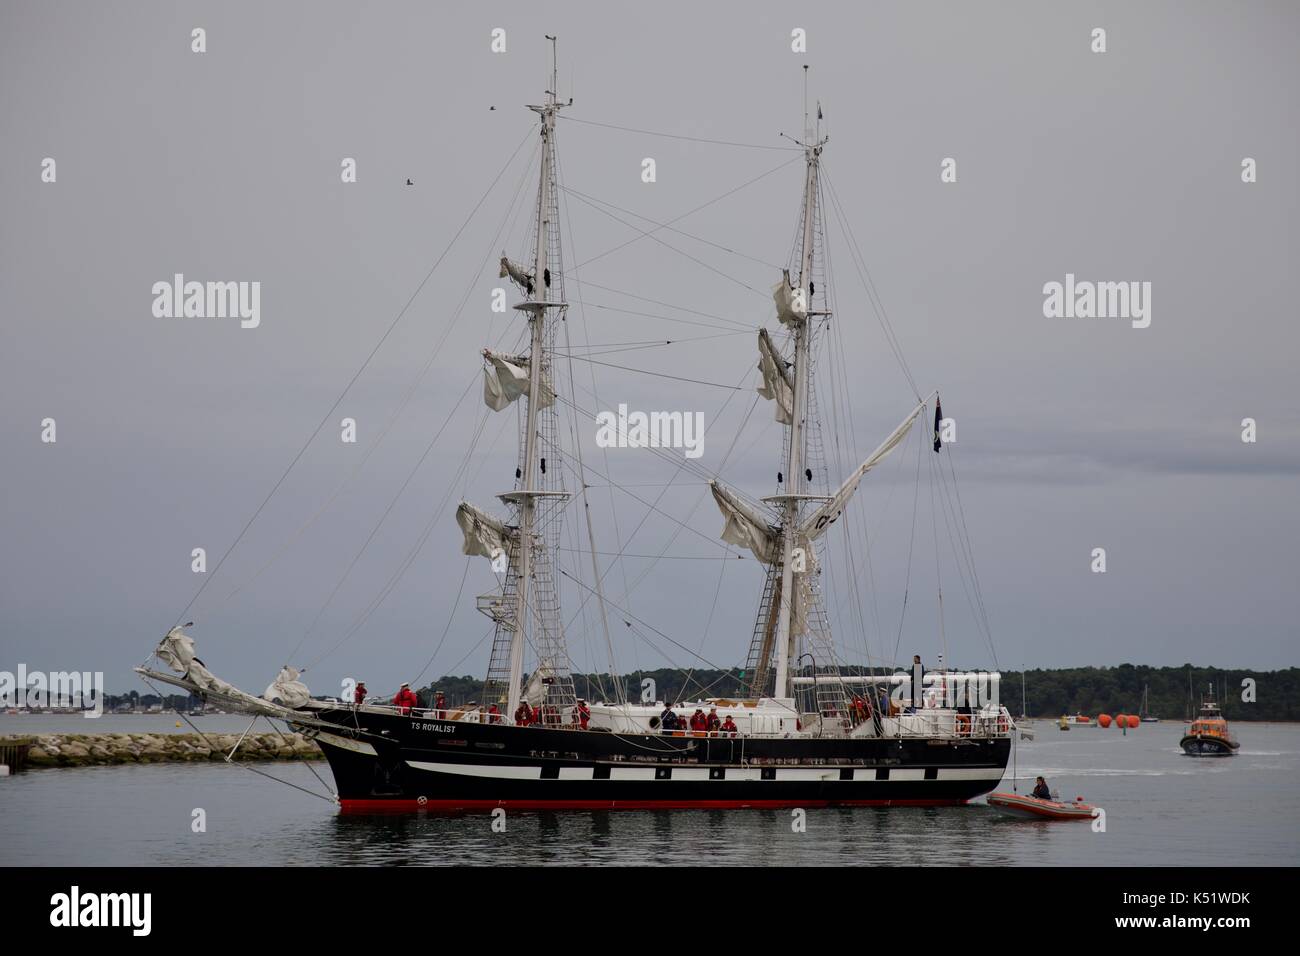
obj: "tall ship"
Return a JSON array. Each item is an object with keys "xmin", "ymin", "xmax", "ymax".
[
  {"xmin": 138, "ymin": 43, "xmax": 1013, "ymax": 811},
  {"xmin": 1180, "ymin": 685, "xmax": 1239, "ymax": 756}
]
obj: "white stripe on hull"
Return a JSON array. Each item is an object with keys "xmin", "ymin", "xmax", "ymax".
[
  {"xmin": 403, "ymin": 759, "xmax": 1003, "ymax": 784},
  {"xmin": 407, "ymin": 761, "xmax": 541, "ymax": 779}
]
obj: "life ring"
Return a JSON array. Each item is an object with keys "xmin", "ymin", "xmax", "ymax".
[{"xmin": 954, "ymin": 713, "xmax": 972, "ymax": 737}]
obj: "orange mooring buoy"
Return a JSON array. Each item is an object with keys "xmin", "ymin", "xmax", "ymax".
[
  {"xmin": 1098, "ymin": 713, "xmax": 1112, "ymax": 728},
  {"xmin": 1127, "ymin": 714, "xmax": 1140, "ymax": 729}
]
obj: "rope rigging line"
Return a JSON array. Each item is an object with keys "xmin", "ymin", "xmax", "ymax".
[
  {"xmin": 554, "ymin": 153, "xmax": 623, "ymax": 701},
  {"xmin": 409, "ymin": 556, "xmax": 473, "ymax": 688},
  {"xmin": 557, "ymin": 568, "xmax": 732, "ymax": 673},
  {"xmin": 551, "ymin": 361, "xmax": 763, "ymax": 646},
  {"xmin": 571, "ymin": 279, "xmax": 757, "ymax": 330},
  {"xmin": 286, "ymin": 135, "xmax": 543, "ymax": 665},
  {"xmin": 169, "ymin": 124, "xmax": 539, "ymax": 630},
  {"xmin": 551, "ymin": 330, "xmax": 750, "ymax": 352},
  {"xmin": 570, "ymin": 299, "xmax": 753, "ymax": 335},
  {"xmin": 821, "ymin": 165, "xmax": 923, "ymax": 402},
  {"xmin": 555, "ymin": 152, "xmax": 640, "ymax": 684},
  {"xmin": 563, "ymin": 187, "xmax": 770, "ymax": 298},
  {"xmin": 560, "ymin": 184, "xmax": 784, "ymax": 271},
  {"xmin": 558, "ymin": 113, "xmax": 803, "ymax": 152},
  {"xmin": 228, "ymin": 139, "xmax": 541, "ymax": 621},
  {"xmin": 562, "ymin": 354, "xmax": 744, "ymax": 390}
]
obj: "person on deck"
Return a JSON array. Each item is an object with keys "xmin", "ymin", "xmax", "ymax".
[
  {"xmin": 354, "ymin": 681, "xmax": 367, "ymax": 706},
  {"xmin": 1032, "ymin": 776, "xmax": 1052, "ymax": 800},
  {"xmin": 487, "ymin": 703, "xmax": 501, "ymax": 723},
  {"xmin": 574, "ymin": 699, "xmax": 591, "ymax": 729},
  {"xmin": 660, "ymin": 704, "xmax": 679, "ymax": 733},
  {"xmin": 392, "ymin": 682, "xmax": 419, "ymax": 714},
  {"xmin": 531, "ymin": 704, "xmax": 542, "ymax": 727},
  {"xmin": 706, "ymin": 708, "xmax": 721, "ymax": 733},
  {"xmin": 514, "ymin": 702, "xmax": 531, "ymax": 726},
  {"xmin": 690, "ymin": 708, "xmax": 707, "ymax": 732},
  {"xmin": 433, "ymin": 690, "xmax": 446, "ymax": 717},
  {"xmin": 720, "ymin": 715, "xmax": 738, "ymax": 736}
]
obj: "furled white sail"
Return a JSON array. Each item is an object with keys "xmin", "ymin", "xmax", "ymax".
[
  {"xmin": 799, "ymin": 400, "xmax": 927, "ymax": 542},
  {"xmin": 483, "ymin": 350, "xmax": 554, "ymax": 412},
  {"xmin": 709, "ymin": 480, "xmax": 780, "ymax": 564},
  {"xmin": 264, "ymin": 665, "xmax": 312, "ymax": 709},
  {"xmin": 155, "ymin": 627, "xmax": 290, "ymax": 715},
  {"xmin": 522, "ymin": 666, "xmax": 555, "ymax": 708},
  {"xmin": 499, "ymin": 253, "xmax": 533, "ymax": 293},
  {"xmin": 456, "ymin": 501, "xmax": 515, "ymax": 566},
  {"xmin": 756, "ymin": 328, "xmax": 793, "ymax": 425},
  {"xmin": 772, "ymin": 268, "xmax": 808, "ymax": 326}
]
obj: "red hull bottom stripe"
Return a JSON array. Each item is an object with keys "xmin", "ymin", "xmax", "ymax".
[{"xmin": 339, "ymin": 797, "xmax": 969, "ymax": 812}]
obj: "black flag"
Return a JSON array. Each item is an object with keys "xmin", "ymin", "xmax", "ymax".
[{"xmin": 933, "ymin": 397, "xmax": 943, "ymax": 453}]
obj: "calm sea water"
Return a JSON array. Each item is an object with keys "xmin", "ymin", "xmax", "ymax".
[{"xmin": 3, "ymin": 718, "xmax": 1297, "ymax": 866}]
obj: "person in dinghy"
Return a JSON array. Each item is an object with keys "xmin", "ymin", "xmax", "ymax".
[{"xmin": 1031, "ymin": 776, "xmax": 1052, "ymax": 799}]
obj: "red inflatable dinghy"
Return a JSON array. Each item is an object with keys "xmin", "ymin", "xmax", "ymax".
[{"xmin": 987, "ymin": 791, "xmax": 1096, "ymax": 820}]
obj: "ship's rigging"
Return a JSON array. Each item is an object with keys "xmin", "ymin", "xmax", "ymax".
[{"xmin": 150, "ymin": 44, "xmax": 999, "ymax": 730}]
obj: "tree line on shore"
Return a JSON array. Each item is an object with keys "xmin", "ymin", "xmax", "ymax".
[
  {"xmin": 68, "ymin": 664, "xmax": 1294, "ymax": 722},
  {"xmin": 417, "ymin": 664, "xmax": 1298, "ymax": 721}
]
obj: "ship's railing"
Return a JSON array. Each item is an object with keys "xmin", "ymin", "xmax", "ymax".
[{"xmin": 327, "ymin": 701, "xmax": 1014, "ymax": 738}]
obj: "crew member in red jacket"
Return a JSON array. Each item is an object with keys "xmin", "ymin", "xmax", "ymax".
[
  {"xmin": 720, "ymin": 715, "xmax": 738, "ymax": 736},
  {"xmin": 354, "ymin": 681, "xmax": 367, "ymax": 706},
  {"xmin": 573, "ymin": 699, "xmax": 591, "ymax": 729},
  {"xmin": 514, "ymin": 702, "xmax": 531, "ymax": 726},
  {"xmin": 392, "ymin": 682, "xmax": 419, "ymax": 714}
]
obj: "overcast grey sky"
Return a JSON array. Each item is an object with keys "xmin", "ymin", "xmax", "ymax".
[{"xmin": 2, "ymin": 1, "xmax": 1297, "ymax": 697}]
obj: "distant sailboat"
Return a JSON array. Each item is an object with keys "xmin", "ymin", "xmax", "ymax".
[
  {"xmin": 1139, "ymin": 683, "xmax": 1159, "ymax": 723},
  {"xmin": 1017, "ymin": 670, "xmax": 1033, "ymax": 739}
]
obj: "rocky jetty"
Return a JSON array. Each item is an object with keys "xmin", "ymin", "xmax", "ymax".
[{"xmin": 6, "ymin": 732, "xmax": 323, "ymax": 768}]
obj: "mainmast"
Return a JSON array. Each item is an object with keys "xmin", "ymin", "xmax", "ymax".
[{"xmin": 771, "ymin": 130, "xmax": 825, "ymax": 701}]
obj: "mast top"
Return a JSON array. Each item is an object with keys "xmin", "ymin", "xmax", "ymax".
[
  {"xmin": 783, "ymin": 66, "xmax": 827, "ymax": 155},
  {"xmin": 529, "ymin": 35, "xmax": 572, "ymax": 117}
]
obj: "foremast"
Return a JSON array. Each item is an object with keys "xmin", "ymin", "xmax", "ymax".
[
  {"xmin": 505, "ymin": 43, "xmax": 565, "ymax": 722},
  {"xmin": 462, "ymin": 39, "xmax": 575, "ymax": 724}
]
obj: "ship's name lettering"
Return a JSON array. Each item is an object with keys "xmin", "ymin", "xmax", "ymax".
[{"xmin": 416, "ymin": 722, "xmax": 455, "ymax": 733}]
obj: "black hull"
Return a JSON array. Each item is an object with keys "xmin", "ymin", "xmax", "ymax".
[
  {"xmin": 1180, "ymin": 734, "xmax": 1239, "ymax": 757},
  {"xmin": 297, "ymin": 708, "xmax": 1011, "ymax": 811}
]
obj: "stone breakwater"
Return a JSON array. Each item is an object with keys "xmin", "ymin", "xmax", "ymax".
[{"xmin": 6, "ymin": 732, "xmax": 323, "ymax": 768}]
